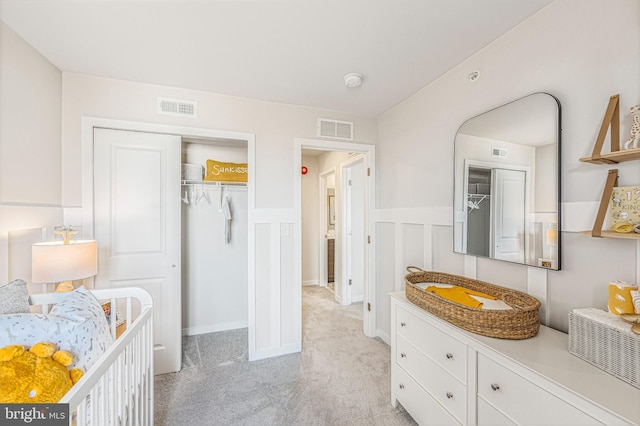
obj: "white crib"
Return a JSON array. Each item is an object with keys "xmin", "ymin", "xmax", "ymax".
[{"xmin": 29, "ymin": 287, "xmax": 154, "ymax": 426}]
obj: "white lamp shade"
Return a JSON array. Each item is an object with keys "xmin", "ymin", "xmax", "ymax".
[
  {"xmin": 32, "ymin": 240, "xmax": 98, "ymax": 283},
  {"xmin": 546, "ymin": 229, "xmax": 558, "ymax": 247}
]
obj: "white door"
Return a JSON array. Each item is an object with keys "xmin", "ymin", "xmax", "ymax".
[
  {"xmin": 492, "ymin": 168, "xmax": 525, "ymax": 263},
  {"xmin": 343, "ymin": 159, "xmax": 365, "ymax": 305},
  {"xmin": 93, "ymin": 128, "xmax": 182, "ymax": 374}
]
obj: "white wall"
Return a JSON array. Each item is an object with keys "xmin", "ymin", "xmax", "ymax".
[
  {"xmin": 301, "ymin": 154, "xmax": 319, "ymax": 285},
  {"xmin": 61, "ymin": 73, "xmax": 377, "ymax": 208},
  {"xmin": 376, "ymin": 0, "xmax": 640, "ymax": 335},
  {"xmin": 0, "ymin": 22, "xmax": 63, "ymax": 283},
  {"xmin": 61, "ymin": 73, "xmax": 377, "ymax": 359}
]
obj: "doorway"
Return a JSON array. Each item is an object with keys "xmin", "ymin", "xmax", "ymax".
[{"xmin": 295, "ymin": 138, "xmax": 376, "ymax": 338}]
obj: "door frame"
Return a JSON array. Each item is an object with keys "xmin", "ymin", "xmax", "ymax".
[
  {"xmin": 340, "ymin": 154, "xmax": 365, "ymax": 306},
  {"xmin": 80, "ymin": 117, "xmax": 257, "ymax": 355},
  {"xmin": 294, "ymin": 138, "xmax": 376, "ymax": 338},
  {"xmin": 318, "ymin": 167, "xmax": 336, "ymax": 289}
]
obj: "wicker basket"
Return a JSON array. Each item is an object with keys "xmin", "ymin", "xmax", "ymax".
[{"xmin": 404, "ymin": 267, "xmax": 541, "ymax": 339}]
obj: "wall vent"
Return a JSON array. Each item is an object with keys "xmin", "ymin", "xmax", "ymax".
[
  {"xmin": 491, "ymin": 147, "xmax": 507, "ymax": 159},
  {"xmin": 317, "ymin": 118, "xmax": 353, "ymax": 140},
  {"xmin": 158, "ymin": 97, "xmax": 197, "ymax": 118}
]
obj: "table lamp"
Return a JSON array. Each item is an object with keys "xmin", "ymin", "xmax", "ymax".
[{"xmin": 32, "ymin": 229, "xmax": 97, "ymax": 292}]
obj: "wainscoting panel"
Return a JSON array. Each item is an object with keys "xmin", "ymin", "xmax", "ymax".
[
  {"xmin": 375, "ymin": 222, "xmax": 396, "ymax": 343},
  {"xmin": 250, "ymin": 209, "xmax": 299, "ymax": 361},
  {"xmin": 402, "ymin": 223, "xmax": 425, "ymax": 273},
  {"xmin": 432, "ymin": 225, "xmax": 465, "ymax": 276}
]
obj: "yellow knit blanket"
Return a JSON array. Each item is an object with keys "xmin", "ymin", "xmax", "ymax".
[{"xmin": 425, "ymin": 285, "xmax": 496, "ymax": 309}]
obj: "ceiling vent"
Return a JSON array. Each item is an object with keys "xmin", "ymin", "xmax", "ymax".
[
  {"xmin": 158, "ymin": 97, "xmax": 197, "ymax": 118},
  {"xmin": 491, "ymin": 147, "xmax": 508, "ymax": 159},
  {"xmin": 317, "ymin": 118, "xmax": 353, "ymax": 141}
]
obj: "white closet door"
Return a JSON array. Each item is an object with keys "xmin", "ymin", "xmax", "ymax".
[
  {"xmin": 492, "ymin": 168, "xmax": 525, "ymax": 263},
  {"xmin": 94, "ymin": 128, "xmax": 181, "ymax": 374}
]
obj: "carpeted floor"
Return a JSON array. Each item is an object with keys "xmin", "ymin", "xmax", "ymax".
[{"xmin": 154, "ymin": 286, "xmax": 416, "ymax": 425}]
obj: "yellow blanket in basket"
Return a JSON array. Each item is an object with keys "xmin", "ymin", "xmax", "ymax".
[{"xmin": 425, "ymin": 285, "xmax": 496, "ymax": 309}]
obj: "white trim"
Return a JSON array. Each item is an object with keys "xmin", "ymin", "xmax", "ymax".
[
  {"xmin": 527, "ymin": 266, "xmax": 548, "ymax": 326},
  {"xmin": 80, "ymin": 116, "xmax": 258, "ymax": 359},
  {"xmin": 294, "ymin": 138, "xmax": 376, "ymax": 339},
  {"xmin": 375, "ymin": 207, "xmax": 452, "ymax": 225},
  {"xmin": 182, "ymin": 321, "xmax": 248, "ymax": 336},
  {"xmin": 464, "ymin": 255, "xmax": 477, "ymax": 279},
  {"xmin": 302, "ymin": 280, "xmax": 319, "ymax": 286},
  {"xmin": 270, "ymin": 222, "xmax": 282, "ymax": 353},
  {"xmin": 377, "ymin": 329, "xmax": 391, "ymax": 346},
  {"xmin": 249, "ymin": 343, "xmax": 300, "ymax": 361}
]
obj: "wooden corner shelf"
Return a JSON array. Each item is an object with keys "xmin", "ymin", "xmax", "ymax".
[
  {"xmin": 579, "ymin": 147, "xmax": 640, "ymax": 164},
  {"xmin": 578, "ymin": 94, "xmax": 640, "ymax": 164},
  {"xmin": 580, "ymin": 230, "xmax": 640, "ymax": 240},
  {"xmin": 580, "ymin": 94, "xmax": 640, "ymax": 240}
]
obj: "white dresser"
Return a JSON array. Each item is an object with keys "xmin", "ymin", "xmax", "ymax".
[{"xmin": 390, "ymin": 292, "xmax": 640, "ymax": 425}]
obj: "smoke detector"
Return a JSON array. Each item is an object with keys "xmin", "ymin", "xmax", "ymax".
[
  {"xmin": 468, "ymin": 70, "xmax": 480, "ymax": 82},
  {"xmin": 344, "ymin": 73, "xmax": 363, "ymax": 88}
]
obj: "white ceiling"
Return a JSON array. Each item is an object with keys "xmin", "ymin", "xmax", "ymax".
[{"xmin": 0, "ymin": 0, "xmax": 552, "ymax": 117}]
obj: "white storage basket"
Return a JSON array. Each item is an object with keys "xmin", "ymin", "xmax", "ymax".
[
  {"xmin": 182, "ymin": 163, "xmax": 203, "ymax": 181},
  {"xmin": 569, "ymin": 308, "xmax": 640, "ymax": 389}
]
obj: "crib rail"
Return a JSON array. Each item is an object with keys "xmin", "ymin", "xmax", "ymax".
[{"xmin": 29, "ymin": 288, "xmax": 154, "ymax": 426}]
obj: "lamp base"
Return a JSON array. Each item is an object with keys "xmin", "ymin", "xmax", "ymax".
[{"xmin": 55, "ymin": 281, "xmax": 74, "ymax": 292}]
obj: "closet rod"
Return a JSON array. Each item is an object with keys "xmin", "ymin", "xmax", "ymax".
[{"xmin": 181, "ymin": 180, "xmax": 247, "ymax": 188}]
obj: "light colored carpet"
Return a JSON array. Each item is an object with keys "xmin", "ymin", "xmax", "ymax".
[{"xmin": 154, "ymin": 286, "xmax": 416, "ymax": 425}]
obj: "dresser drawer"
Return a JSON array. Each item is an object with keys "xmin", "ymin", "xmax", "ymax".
[
  {"xmin": 393, "ymin": 365, "xmax": 460, "ymax": 426},
  {"xmin": 477, "ymin": 397, "xmax": 515, "ymax": 426},
  {"xmin": 478, "ymin": 354, "xmax": 603, "ymax": 425},
  {"xmin": 396, "ymin": 305, "xmax": 467, "ymax": 383},
  {"xmin": 397, "ymin": 336, "xmax": 466, "ymax": 424}
]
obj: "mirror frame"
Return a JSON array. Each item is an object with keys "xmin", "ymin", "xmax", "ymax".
[{"xmin": 453, "ymin": 92, "xmax": 562, "ymax": 270}]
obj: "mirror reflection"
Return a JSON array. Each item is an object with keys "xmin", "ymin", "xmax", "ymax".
[{"xmin": 453, "ymin": 93, "xmax": 561, "ymax": 270}]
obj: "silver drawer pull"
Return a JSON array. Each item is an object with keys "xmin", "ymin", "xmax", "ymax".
[
  {"xmin": 491, "ymin": 384, "xmax": 500, "ymax": 391},
  {"xmin": 446, "ymin": 353, "xmax": 453, "ymax": 359},
  {"xmin": 400, "ymin": 322, "xmax": 406, "ymax": 327},
  {"xmin": 399, "ymin": 384, "xmax": 405, "ymax": 390},
  {"xmin": 446, "ymin": 392, "xmax": 453, "ymax": 399},
  {"xmin": 400, "ymin": 353, "xmax": 407, "ymax": 358}
]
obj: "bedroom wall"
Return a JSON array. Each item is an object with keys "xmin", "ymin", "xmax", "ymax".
[
  {"xmin": 0, "ymin": 21, "xmax": 63, "ymax": 283},
  {"xmin": 60, "ymin": 73, "xmax": 377, "ymax": 208},
  {"xmin": 375, "ymin": 0, "xmax": 640, "ymax": 337},
  {"xmin": 60, "ymin": 73, "xmax": 377, "ymax": 359}
]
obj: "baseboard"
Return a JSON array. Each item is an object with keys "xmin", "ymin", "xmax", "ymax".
[
  {"xmin": 249, "ymin": 342, "xmax": 300, "ymax": 361},
  {"xmin": 182, "ymin": 320, "xmax": 248, "ymax": 336},
  {"xmin": 377, "ymin": 328, "xmax": 391, "ymax": 346},
  {"xmin": 302, "ymin": 280, "xmax": 319, "ymax": 286},
  {"xmin": 351, "ymin": 294, "xmax": 363, "ymax": 303}
]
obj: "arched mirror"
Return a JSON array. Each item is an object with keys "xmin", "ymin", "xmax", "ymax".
[{"xmin": 453, "ymin": 93, "xmax": 561, "ymax": 270}]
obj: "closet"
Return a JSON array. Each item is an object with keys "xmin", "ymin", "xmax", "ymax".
[{"xmin": 180, "ymin": 138, "xmax": 248, "ymax": 337}]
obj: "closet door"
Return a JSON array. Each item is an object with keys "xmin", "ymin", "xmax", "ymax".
[{"xmin": 93, "ymin": 128, "xmax": 181, "ymax": 374}]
